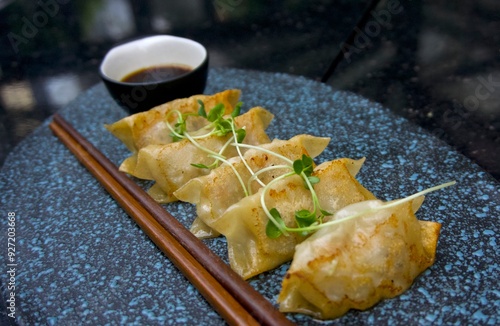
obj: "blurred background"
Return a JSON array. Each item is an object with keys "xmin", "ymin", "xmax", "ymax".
[{"xmin": 0, "ymin": 0, "xmax": 499, "ymax": 179}]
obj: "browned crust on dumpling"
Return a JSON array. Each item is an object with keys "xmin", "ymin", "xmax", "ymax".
[
  {"xmin": 418, "ymin": 220, "xmax": 441, "ymax": 266},
  {"xmin": 105, "ymin": 89, "xmax": 241, "ymax": 151},
  {"xmin": 278, "ymin": 200, "xmax": 441, "ymax": 319}
]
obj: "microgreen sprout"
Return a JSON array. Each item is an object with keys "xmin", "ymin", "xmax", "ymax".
[
  {"xmin": 165, "ymin": 101, "xmax": 456, "ymax": 243},
  {"xmin": 255, "ymin": 154, "xmax": 332, "ymax": 239},
  {"xmin": 165, "ymin": 101, "xmax": 338, "ymax": 236},
  {"xmin": 266, "ymin": 180, "xmax": 456, "ymax": 238},
  {"xmin": 165, "ymin": 101, "xmax": 276, "ymax": 196},
  {"xmin": 231, "ymin": 143, "xmax": 333, "ymax": 237},
  {"xmin": 167, "ymin": 100, "xmax": 244, "ymax": 141},
  {"xmin": 165, "ymin": 100, "xmax": 247, "ymax": 170},
  {"xmin": 168, "ymin": 110, "xmax": 188, "ymax": 142}
]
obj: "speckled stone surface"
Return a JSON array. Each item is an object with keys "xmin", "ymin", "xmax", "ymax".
[{"xmin": 1, "ymin": 68, "xmax": 499, "ymax": 325}]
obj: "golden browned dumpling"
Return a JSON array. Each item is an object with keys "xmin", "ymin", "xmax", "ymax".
[
  {"xmin": 278, "ymin": 197, "xmax": 440, "ymax": 319},
  {"xmin": 121, "ymin": 106, "xmax": 274, "ymax": 203},
  {"xmin": 197, "ymin": 158, "xmax": 375, "ymax": 279},
  {"xmin": 105, "ymin": 89, "xmax": 241, "ymax": 152},
  {"xmin": 174, "ymin": 134, "xmax": 331, "ymax": 238}
]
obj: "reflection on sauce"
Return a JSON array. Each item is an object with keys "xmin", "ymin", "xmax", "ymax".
[{"xmin": 121, "ymin": 64, "xmax": 192, "ymax": 83}]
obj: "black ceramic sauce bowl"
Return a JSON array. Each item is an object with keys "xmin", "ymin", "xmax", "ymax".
[{"xmin": 99, "ymin": 35, "xmax": 208, "ymax": 114}]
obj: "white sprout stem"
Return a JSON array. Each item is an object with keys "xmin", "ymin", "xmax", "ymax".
[
  {"xmin": 184, "ymin": 131, "xmax": 223, "ymax": 159},
  {"xmin": 188, "ymin": 129, "xmax": 218, "ymax": 140},
  {"xmin": 283, "ymin": 180, "xmax": 457, "ymax": 233},
  {"xmin": 201, "ymin": 135, "xmax": 234, "ymax": 170},
  {"xmin": 230, "ymin": 123, "xmax": 266, "ymax": 188},
  {"xmin": 167, "ymin": 126, "xmax": 184, "ymax": 141},
  {"xmin": 301, "ymin": 171, "xmax": 322, "ymax": 216},
  {"xmin": 218, "ymin": 134, "xmax": 236, "ymax": 156},
  {"xmin": 165, "ymin": 110, "xmax": 185, "ymax": 139},
  {"xmin": 209, "ymin": 154, "xmax": 250, "ymax": 197},
  {"xmin": 247, "ymin": 164, "xmax": 292, "ymax": 195},
  {"xmin": 165, "ymin": 109, "xmax": 217, "ymax": 140},
  {"xmin": 235, "ymin": 142, "xmax": 329, "ymax": 232},
  {"xmin": 260, "ymin": 172, "xmax": 296, "ymax": 236},
  {"xmin": 232, "ymin": 143, "xmax": 295, "ymax": 166}
]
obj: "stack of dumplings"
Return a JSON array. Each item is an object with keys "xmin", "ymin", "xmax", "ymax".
[{"xmin": 106, "ymin": 90, "xmax": 444, "ymax": 320}]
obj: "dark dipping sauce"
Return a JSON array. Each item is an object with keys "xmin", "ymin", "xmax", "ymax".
[{"xmin": 121, "ymin": 64, "xmax": 192, "ymax": 83}]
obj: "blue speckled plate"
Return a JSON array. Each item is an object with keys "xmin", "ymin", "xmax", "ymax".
[{"xmin": 1, "ymin": 68, "xmax": 499, "ymax": 325}]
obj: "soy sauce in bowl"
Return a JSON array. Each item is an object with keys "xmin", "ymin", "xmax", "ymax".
[
  {"xmin": 99, "ymin": 35, "xmax": 209, "ymax": 113},
  {"xmin": 121, "ymin": 64, "xmax": 193, "ymax": 83}
]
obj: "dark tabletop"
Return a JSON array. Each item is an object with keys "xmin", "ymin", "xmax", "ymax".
[
  {"xmin": 1, "ymin": 67, "xmax": 499, "ymax": 325},
  {"xmin": 1, "ymin": 0, "xmax": 499, "ymax": 179},
  {"xmin": 0, "ymin": 1, "xmax": 499, "ymax": 324}
]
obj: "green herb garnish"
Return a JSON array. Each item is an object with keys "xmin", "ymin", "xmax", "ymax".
[
  {"xmin": 265, "ymin": 180, "xmax": 456, "ymax": 238},
  {"xmin": 166, "ymin": 100, "xmax": 247, "ymax": 170}
]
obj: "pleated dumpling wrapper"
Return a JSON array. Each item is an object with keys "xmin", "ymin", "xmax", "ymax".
[
  {"xmin": 122, "ymin": 106, "xmax": 275, "ymax": 203},
  {"xmin": 105, "ymin": 89, "xmax": 241, "ymax": 152},
  {"xmin": 278, "ymin": 197, "xmax": 440, "ymax": 320},
  {"xmin": 199, "ymin": 158, "xmax": 375, "ymax": 280},
  {"xmin": 173, "ymin": 134, "xmax": 331, "ymax": 238}
]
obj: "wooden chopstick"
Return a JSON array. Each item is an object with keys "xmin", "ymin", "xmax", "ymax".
[
  {"xmin": 50, "ymin": 114, "xmax": 294, "ymax": 326},
  {"xmin": 49, "ymin": 121, "xmax": 258, "ymax": 326}
]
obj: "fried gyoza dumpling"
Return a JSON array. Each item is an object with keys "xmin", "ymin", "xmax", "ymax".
[
  {"xmin": 203, "ymin": 158, "xmax": 376, "ymax": 279},
  {"xmin": 122, "ymin": 106, "xmax": 274, "ymax": 203},
  {"xmin": 278, "ymin": 197, "xmax": 440, "ymax": 319},
  {"xmin": 105, "ymin": 89, "xmax": 241, "ymax": 152},
  {"xmin": 173, "ymin": 134, "xmax": 331, "ymax": 238}
]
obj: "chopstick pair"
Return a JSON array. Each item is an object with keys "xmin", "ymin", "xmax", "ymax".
[{"xmin": 49, "ymin": 114, "xmax": 294, "ymax": 326}]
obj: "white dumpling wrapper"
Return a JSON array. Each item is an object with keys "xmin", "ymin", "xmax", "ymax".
[
  {"xmin": 174, "ymin": 134, "xmax": 331, "ymax": 238},
  {"xmin": 122, "ymin": 106, "xmax": 274, "ymax": 203},
  {"xmin": 278, "ymin": 197, "xmax": 441, "ymax": 319},
  {"xmin": 105, "ymin": 89, "xmax": 241, "ymax": 152},
  {"xmin": 206, "ymin": 158, "xmax": 376, "ymax": 279}
]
